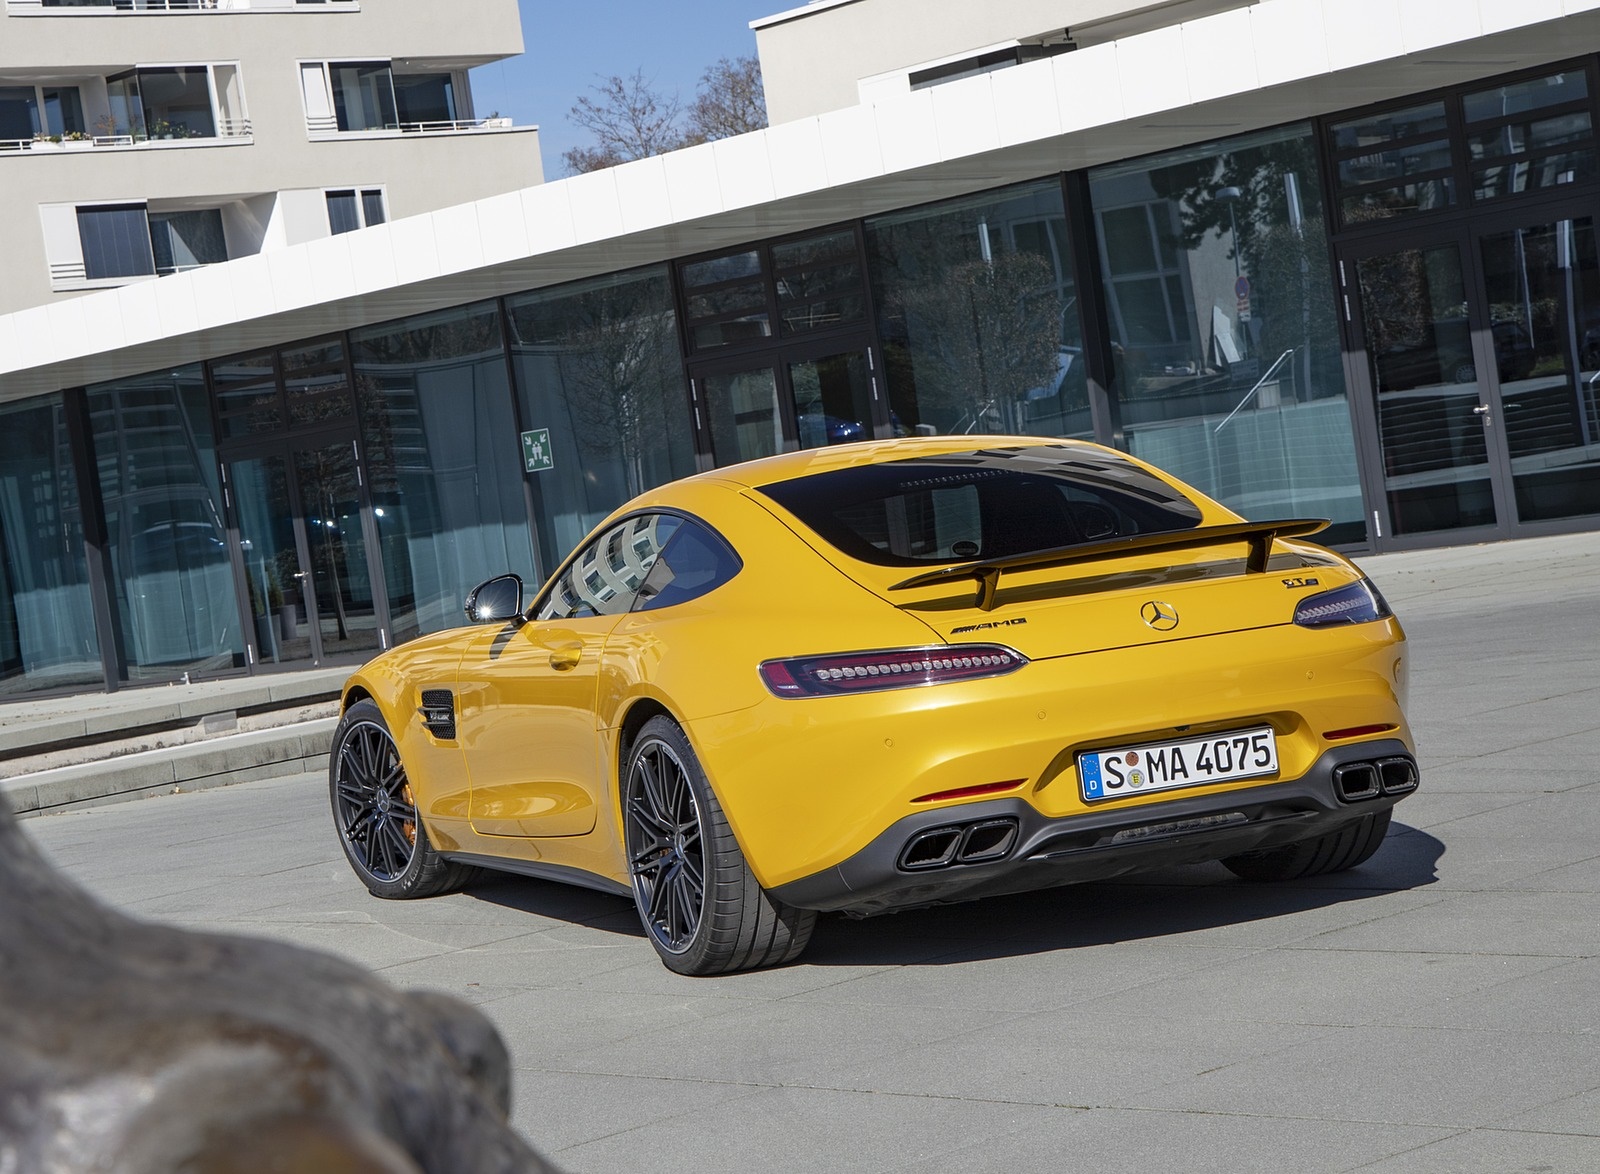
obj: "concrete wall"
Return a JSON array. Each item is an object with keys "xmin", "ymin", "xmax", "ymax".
[{"xmin": 755, "ymin": 0, "xmax": 1257, "ymax": 122}]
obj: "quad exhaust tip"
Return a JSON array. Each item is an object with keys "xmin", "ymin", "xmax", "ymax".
[
  {"xmin": 1334, "ymin": 755, "xmax": 1418, "ymax": 802},
  {"xmin": 899, "ymin": 818, "xmax": 1019, "ymax": 872}
]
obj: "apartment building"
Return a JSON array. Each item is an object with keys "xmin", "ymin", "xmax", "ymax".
[
  {"xmin": 2, "ymin": 0, "xmax": 1599, "ymax": 699},
  {"xmin": 0, "ymin": 0, "xmax": 539, "ymax": 316}
]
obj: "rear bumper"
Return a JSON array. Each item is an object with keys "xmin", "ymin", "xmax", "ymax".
[{"xmin": 768, "ymin": 739, "xmax": 1416, "ymax": 915}]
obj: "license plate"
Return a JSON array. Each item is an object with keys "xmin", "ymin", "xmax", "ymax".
[{"xmin": 1079, "ymin": 727, "xmax": 1278, "ymax": 802}]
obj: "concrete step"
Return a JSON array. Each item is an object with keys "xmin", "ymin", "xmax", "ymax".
[
  {"xmin": 0, "ymin": 667, "xmax": 351, "ymax": 817},
  {"xmin": 4, "ymin": 717, "xmax": 339, "ymax": 817}
]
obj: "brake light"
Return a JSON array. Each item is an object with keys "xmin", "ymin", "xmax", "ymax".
[
  {"xmin": 759, "ymin": 644, "xmax": 1028, "ymax": 698},
  {"xmin": 1293, "ymin": 579, "xmax": 1392, "ymax": 628}
]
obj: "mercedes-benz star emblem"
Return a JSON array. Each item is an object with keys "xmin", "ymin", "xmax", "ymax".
[{"xmin": 1141, "ymin": 600, "xmax": 1180, "ymax": 631}]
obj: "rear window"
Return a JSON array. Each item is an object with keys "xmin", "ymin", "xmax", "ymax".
[{"xmin": 756, "ymin": 445, "xmax": 1204, "ymax": 567}]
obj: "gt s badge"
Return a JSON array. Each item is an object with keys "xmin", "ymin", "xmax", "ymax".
[{"xmin": 1281, "ymin": 577, "xmax": 1321, "ymax": 588}]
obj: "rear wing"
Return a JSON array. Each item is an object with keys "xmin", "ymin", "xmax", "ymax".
[{"xmin": 889, "ymin": 519, "xmax": 1330, "ymax": 612}]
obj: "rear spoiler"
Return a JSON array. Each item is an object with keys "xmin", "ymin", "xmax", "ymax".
[{"xmin": 889, "ymin": 519, "xmax": 1330, "ymax": 612}]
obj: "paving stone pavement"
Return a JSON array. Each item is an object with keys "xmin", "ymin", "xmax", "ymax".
[{"xmin": 20, "ymin": 531, "xmax": 1600, "ymax": 1173}]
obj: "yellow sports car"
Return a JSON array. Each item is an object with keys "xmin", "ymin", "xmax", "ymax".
[{"xmin": 329, "ymin": 437, "xmax": 1415, "ymax": 975}]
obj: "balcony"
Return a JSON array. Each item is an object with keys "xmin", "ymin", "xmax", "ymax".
[
  {"xmin": 300, "ymin": 62, "xmax": 507, "ymax": 141},
  {"xmin": 1, "ymin": 67, "xmax": 251, "ymax": 155},
  {"xmin": 7, "ymin": 0, "xmax": 356, "ymax": 13}
]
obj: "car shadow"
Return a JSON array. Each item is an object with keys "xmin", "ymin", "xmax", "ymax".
[
  {"xmin": 454, "ymin": 822, "xmax": 1444, "ymax": 967},
  {"xmin": 803, "ymin": 821, "xmax": 1445, "ymax": 967}
]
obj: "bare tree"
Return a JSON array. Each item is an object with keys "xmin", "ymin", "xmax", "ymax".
[
  {"xmin": 562, "ymin": 69, "xmax": 687, "ymax": 175},
  {"xmin": 563, "ymin": 55, "xmax": 768, "ymax": 175},
  {"xmin": 685, "ymin": 56, "xmax": 766, "ymax": 143}
]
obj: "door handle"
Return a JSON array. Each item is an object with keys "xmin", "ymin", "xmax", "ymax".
[
  {"xmin": 548, "ymin": 644, "xmax": 582, "ymax": 671},
  {"xmin": 1472, "ymin": 404, "xmax": 1491, "ymax": 421}
]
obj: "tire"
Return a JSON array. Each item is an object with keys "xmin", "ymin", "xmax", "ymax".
[
  {"xmin": 330, "ymin": 699, "xmax": 475, "ymax": 900},
  {"xmin": 1221, "ymin": 807, "xmax": 1392, "ymax": 882},
  {"xmin": 623, "ymin": 715, "xmax": 816, "ymax": 976}
]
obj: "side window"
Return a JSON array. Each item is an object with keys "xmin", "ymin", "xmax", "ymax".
[
  {"xmin": 535, "ymin": 514, "xmax": 680, "ymax": 621},
  {"xmin": 633, "ymin": 518, "xmax": 742, "ymax": 612}
]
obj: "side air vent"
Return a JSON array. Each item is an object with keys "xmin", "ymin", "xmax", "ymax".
[{"xmin": 418, "ymin": 689, "xmax": 456, "ymax": 740}]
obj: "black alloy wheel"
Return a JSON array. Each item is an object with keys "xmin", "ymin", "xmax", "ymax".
[
  {"xmin": 623, "ymin": 715, "xmax": 816, "ymax": 975},
  {"xmin": 625, "ymin": 729, "xmax": 707, "ymax": 956},
  {"xmin": 329, "ymin": 699, "xmax": 474, "ymax": 900}
]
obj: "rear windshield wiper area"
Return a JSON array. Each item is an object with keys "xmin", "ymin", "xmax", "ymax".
[{"xmin": 889, "ymin": 519, "xmax": 1330, "ymax": 611}]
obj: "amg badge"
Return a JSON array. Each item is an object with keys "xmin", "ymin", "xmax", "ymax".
[{"xmin": 951, "ymin": 617, "xmax": 1028, "ymax": 636}]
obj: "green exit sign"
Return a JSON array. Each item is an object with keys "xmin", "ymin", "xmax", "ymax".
[{"xmin": 520, "ymin": 428, "xmax": 553, "ymax": 473}]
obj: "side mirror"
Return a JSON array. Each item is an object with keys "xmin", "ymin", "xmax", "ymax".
[{"xmin": 464, "ymin": 574, "xmax": 524, "ymax": 625}]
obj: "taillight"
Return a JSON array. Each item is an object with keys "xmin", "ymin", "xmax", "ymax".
[
  {"xmin": 1294, "ymin": 578, "xmax": 1392, "ymax": 628},
  {"xmin": 759, "ymin": 644, "xmax": 1027, "ymax": 698}
]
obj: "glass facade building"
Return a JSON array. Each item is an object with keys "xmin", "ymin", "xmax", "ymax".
[{"xmin": 5, "ymin": 58, "xmax": 1600, "ymax": 697}]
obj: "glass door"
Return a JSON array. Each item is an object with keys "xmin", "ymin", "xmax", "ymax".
[
  {"xmin": 1345, "ymin": 205, "xmax": 1600, "ymax": 545},
  {"xmin": 689, "ymin": 335, "xmax": 884, "ymax": 468},
  {"xmin": 1475, "ymin": 216, "xmax": 1600, "ymax": 526},
  {"xmin": 225, "ymin": 435, "xmax": 384, "ymax": 667},
  {"xmin": 1352, "ymin": 237, "xmax": 1506, "ymax": 539}
]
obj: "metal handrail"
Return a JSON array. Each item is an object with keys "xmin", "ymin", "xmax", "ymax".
[{"xmin": 1213, "ymin": 349, "xmax": 1296, "ymax": 434}]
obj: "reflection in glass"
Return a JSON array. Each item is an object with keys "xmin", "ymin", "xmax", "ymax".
[
  {"xmin": 790, "ymin": 351, "xmax": 874, "ymax": 448},
  {"xmin": 704, "ymin": 367, "xmax": 783, "ymax": 464},
  {"xmin": 353, "ymin": 301, "xmax": 536, "ymax": 644},
  {"xmin": 294, "ymin": 442, "xmax": 382, "ymax": 657},
  {"xmin": 506, "ymin": 268, "xmax": 697, "ymax": 570},
  {"xmin": 0, "ymin": 397, "xmax": 102, "ymax": 696},
  {"xmin": 230, "ymin": 453, "xmax": 312, "ymax": 666},
  {"xmin": 1090, "ymin": 124, "xmax": 1364, "ymax": 541},
  {"xmin": 282, "ymin": 338, "xmax": 354, "ymax": 427},
  {"xmin": 212, "ymin": 351, "xmax": 282, "ymax": 439},
  {"xmin": 866, "ymin": 179, "xmax": 1084, "ymax": 439},
  {"xmin": 1479, "ymin": 219, "xmax": 1600, "ymax": 523},
  {"xmin": 1329, "ymin": 100, "xmax": 1456, "ymax": 227},
  {"xmin": 1357, "ymin": 244, "xmax": 1496, "ymax": 534},
  {"xmin": 88, "ymin": 366, "xmax": 245, "ymax": 682}
]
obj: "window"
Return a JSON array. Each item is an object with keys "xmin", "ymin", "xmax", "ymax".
[
  {"xmin": 392, "ymin": 73, "xmax": 457, "ymax": 127},
  {"xmin": 300, "ymin": 62, "xmax": 396, "ymax": 133},
  {"xmin": 1464, "ymin": 70, "xmax": 1597, "ymax": 201},
  {"xmin": 678, "ymin": 228, "xmax": 868, "ymax": 353},
  {"xmin": 77, "ymin": 205, "xmax": 156, "ymax": 280},
  {"xmin": 0, "ymin": 84, "xmax": 85, "ymax": 142},
  {"xmin": 1088, "ymin": 122, "xmax": 1365, "ymax": 544},
  {"xmin": 505, "ymin": 267, "xmax": 697, "ymax": 571},
  {"xmin": 635, "ymin": 518, "xmax": 742, "ymax": 612},
  {"xmin": 532, "ymin": 513, "xmax": 739, "ymax": 621},
  {"xmin": 326, "ymin": 189, "xmax": 385, "ymax": 234},
  {"xmin": 106, "ymin": 66, "xmax": 239, "ymax": 141},
  {"xmin": 759, "ymin": 445, "xmax": 1204, "ymax": 567},
  {"xmin": 149, "ymin": 210, "xmax": 227, "ymax": 275},
  {"xmin": 71, "ymin": 204, "xmax": 229, "ymax": 283},
  {"xmin": 865, "ymin": 180, "xmax": 1084, "ymax": 439}
]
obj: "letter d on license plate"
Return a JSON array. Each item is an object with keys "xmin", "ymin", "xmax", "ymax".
[{"xmin": 1079, "ymin": 726, "xmax": 1278, "ymax": 802}]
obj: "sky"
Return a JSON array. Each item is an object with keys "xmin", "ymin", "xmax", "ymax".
[{"xmin": 470, "ymin": 0, "xmax": 783, "ymax": 179}]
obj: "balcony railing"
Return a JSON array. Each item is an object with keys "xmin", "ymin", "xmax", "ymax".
[
  {"xmin": 2, "ymin": 123, "xmax": 251, "ymax": 153},
  {"xmin": 305, "ymin": 116, "xmax": 517, "ymax": 138},
  {"xmin": 8, "ymin": 0, "xmax": 355, "ymax": 12}
]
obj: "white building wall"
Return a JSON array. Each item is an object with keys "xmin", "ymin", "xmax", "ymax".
[
  {"xmin": 754, "ymin": 0, "xmax": 1260, "ymax": 122},
  {"xmin": 0, "ymin": 0, "xmax": 539, "ymax": 315}
]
